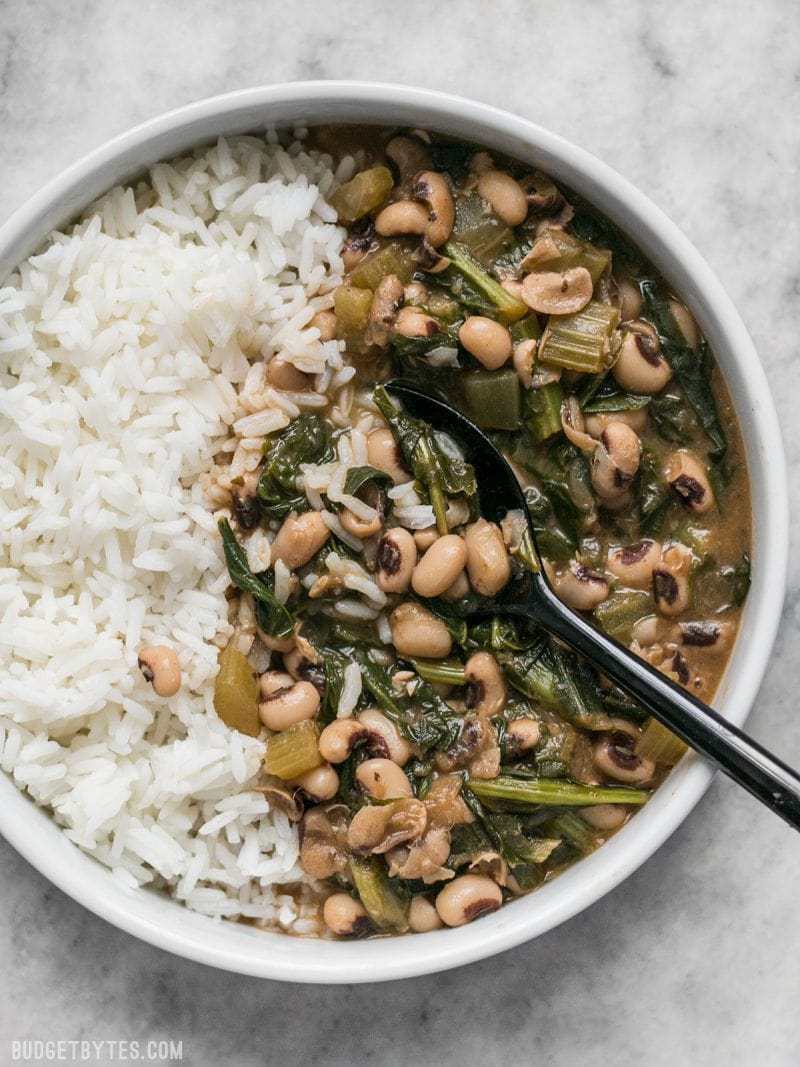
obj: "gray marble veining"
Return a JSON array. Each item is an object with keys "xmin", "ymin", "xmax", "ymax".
[{"xmin": 1, "ymin": 1, "xmax": 799, "ymax": 1064}]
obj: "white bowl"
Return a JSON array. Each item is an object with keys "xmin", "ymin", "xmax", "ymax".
[{"xmin": 0, "ymin": 82, "xmax": 788, "ymax": 983}]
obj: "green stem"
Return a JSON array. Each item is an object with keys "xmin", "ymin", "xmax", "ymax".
[
  {"xmin": 410, "ymin": 659, "xmax": 467, "ymax": 686},
  {"xmin": 467, "ymin": 775, "xmax": 649, "ymax": 807}
]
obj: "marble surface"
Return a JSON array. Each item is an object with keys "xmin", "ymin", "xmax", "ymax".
[{"xmin": 1, "ymin": 1, "xmax": 799, "ymax": 1064}]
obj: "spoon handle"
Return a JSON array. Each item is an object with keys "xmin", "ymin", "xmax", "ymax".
[{"xmin": 529, "ymin": 579, "xmax": 800, "ymax": 831}]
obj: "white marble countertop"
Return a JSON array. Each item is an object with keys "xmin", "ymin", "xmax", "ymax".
[{"xmin": 1, "ymin": 1, "xmax": 799, "ymax": 1064}]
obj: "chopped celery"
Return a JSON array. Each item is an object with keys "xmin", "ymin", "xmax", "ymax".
[
  {"xmin": 527, "ymin": 229, "xmax": 611, "ymax": 284},
  {"xmin": 510, "ymin": 314, "xmax": 542, "ymax": 343},
  {"xmin": 329, "ymin": 165, "xmax": 393, "ymax": 222},
  {"xmin": 213, "ymin": 645, "xmax": 261, "ymax": 737},
  {"xmin": 594, "ymin": 591, "xmax": 653, "ymax": 643},
  {"xmin": 539, "ymin": 301, "xmax": 620, "ymax": 373},
  {"xmin": 443, "ymin": 241, "xmax": 528, "ymax": 323},
  {"xmin": 410, "ymin": 659, "xmax": 467, "ymax": 686},
  {"xmin": 349, "ymin": 240, "xmax": 417, "ymax": 289},
  {"xmin": 523, "ymin": 381, "xmax": 563, "ymax": 443},
  {"xmin": 334, "ymin": 285, "xmax": 373, "ymax": 355},
  {"xmin": 263, "ymin": 720, "xmax": 321, "ymax": 780},
  {"xmin": 463, "ymin": 368, "xmax": 521, "ymax": 430},
  {"xmin": 635, "ymin": 717, "xmax": 688, "ymax": 765},
  {"xmin": 349, "ymin": 856, "xmax": 409, "ymax": 932},
  {"xmin": 468, "ymin": 775, "xmax": 648, "ymax": 807}
]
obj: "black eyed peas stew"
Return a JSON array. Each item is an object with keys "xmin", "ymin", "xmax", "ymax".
[{"xmin": 213, "ymin": 128, "xmax": 751, "ymax": 937}]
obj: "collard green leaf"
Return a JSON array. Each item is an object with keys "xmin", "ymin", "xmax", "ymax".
[
  {"xmin": 373, "ymin": 385, "xmax": 477, "ymax": 531},
  {"xmin": 257, "ymin": 414, "xmax": 334, "ymax": 519},
  {"xmin": 638, "ymin": 448, "xmax": 672, "ymax": 537},
  {"xmin": 218, "ymin": 519, "xmax": 293, "ymax": 638},
  {"xmin": 641, "ymin": 280, "xmax": 727, "ymax": 461},
  {"xmin": 342, "ymin": 465, "xmax": 392, "ymax": 499}
]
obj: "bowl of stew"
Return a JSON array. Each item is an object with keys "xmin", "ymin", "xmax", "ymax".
[{"xmin": 0, "ymin": 82, "xmax": 787, "ymax": 982}]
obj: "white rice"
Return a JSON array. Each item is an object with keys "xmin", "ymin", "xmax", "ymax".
[{"xmin": 0, "ymin": 132, "xmax": 359, "ymax": 929}]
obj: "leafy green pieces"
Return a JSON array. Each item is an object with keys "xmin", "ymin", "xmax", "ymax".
[
  {"xmin": 500, "ymin": 637, "xmax": 613, "ymax": 730},
  {"xmin": 350, "ymin": 856, "xmax": 409, "ymax": 932},
  {"xmin": 524, "ymin": 485, "xmax": 577, "ymax": 562},
  {"xmin": 548, "ymin": 645, "xmax": 614, "ymax": 731},
  {"xmin": 638, "ymin": 449, "xmax": 672, "ymax": 537},
  {"xmin": 373, "ymin": 385, "xmax": 477, "ymax": 534},
  {"xmin": 349, "ymin": 648, "xmax": 462, "ymax": 753},
  {"xmin": 648, "ymin": 389, "xmax": 698, "ymax": 444},
  {"xmin": 342, "ymin": 465, "xmax": 392, "ymax": 499},
  {"xmin": 581, "ymin": 391, "xmax": 650, "ymax": 415},
  {"xmin": 257, "ymin": 414, "xmax": 334, "ymax": 519},
  {"xmin": 500, "ymin": 639, "xmax": 560, "ymax": 708},
  {"xmin": 218, "ymin": 519, "xmax": 293, "ymax": 638},
  {"xmin": 461, "ymin": 787, "xmax": 559, "ymax": 890},
  {"xmin": 641, "ymin": 280, "xmax": 727, "ymax": 461},
  {"xmin": 441, "ymin": 241, "xmax": 528, "ymax": 323}
]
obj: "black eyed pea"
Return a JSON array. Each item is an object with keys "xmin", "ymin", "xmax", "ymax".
[
  {"xmin": 358, "ymin": 707, "xmax": 414, "ymax": 766},
  {"xmin": 464, "ymin": 652, "xmax": 507, "ymax": 719},
  {"xmin": 266, "ymin": 358, "xmax": 311, "ymax": 392},
  {"xmin": 458, "ymin": 316, "xmax": 513, "ymax": 370},
  {"xmin": 464, "ymin": 518, "xmax": 511, "ymax": 597},
  {"xmin": 340, "ymin": 506, "xmax": 383, "ymax": 539},
  {"xmin": 668, "ymin": 299, "xmax": 701, "ymax": 349},
  {"xmin": 410, "ymin": 171, "xmax": 455, "ymax": 247},
  {"xmin": 652, "ymin": 565, "xmax": 690, "ymax": 617},
  {"xmin": 593, "ymin": 721, "xmax": 655, "ymax": 786},
  {"xmin": 552, "ymin": 562, "xmax": 610, "ymax": 612},
  {"xmin": 259, "ymin": 670, "xmax": 295, "ymax": 698},
  {"xmin": 138, "ymin": 645, "xmax": 181, "ymax": 697},
  {"xmin": 257, "ymin": 629, "xmax": 296, "ymax": 654},
  {"xmin": 413, "ymin": 526, "xmax": 438, "ymax": 552},
  {"xmin": 408, "ymin": 895, "xmax": 444, "ymax": 933},
  {"xmin": 580, "ymin": 804, "xmax": 629, "ymax": 831},
  {"xmin": 513, "ymin": 338, "xmax": 537, "ymax": 388},
  {"xmin": 389, "ymin": 602, "xmax": 452, "ymax": 659},
  {"xmin": 435, "ymin": 874, "xmax": 503, "ymax": 928},
  {"xmin": 441, "ymin": 569, "xmax": 471, "ymax": 603},
  {"xmin": 356, "ymin": 757, "xmax": 413, "ymax": 799},
  {"xmin": 374, "ymin": 199, "xmax": 430, "ymax": 238},
  {"xmin": 376, "ymin": 528, "xmax": 418, "ymax": 594},
  {"xmin": 310, "ymin": 309, "xmax": 338, "ymax": 342},
  {"xmin": 607, "ymin": 538, "xmax": 662, "ymax": 589},
  {"xmin": 612, "ymin": 321, "xmax": 672, "ymax": 394},
  {"xmin": 476, "ymin": 169, "xmax": 529, "ymax": 227},
  {"xmin": 653, "ymin": 543, "xmax": 692, "ymax": 617},
  {"xmin": 271, "ymin": 511, "xmax": 330, "ymax": 570},
  {"xmin": 664, "ymin": 450, "xmax": 715, "ymax": 514},
  {"xmin": 506, "ymin": 718, "xmax": 541, "ymax": 755},
  {"xmin": 521, "ymin": 267, "xmax": 594, "ymax": 316},
  {"xmin": 323, "ymin": 892, "xmax": 370, "ymax": 937},
  {"xmin": 411, "ymin": 534, "xmax": 468, "ymax": 598},
  {"xmin": 403, "ymin": 280, "xmax": 429, "ymax": 306},
  {"xmin": 258, "ymin": 679, "xmax": 320, "ymax": 731},
  {"xmin": 590, "ymin": 421, "xmax": 642, "ymax": 501},
  {"xmin": 584, "ymin": 408, "xmax": 649, "ymax": 438},
  {"xmin": 294, "ymin": 763, "xmax": 339, "ymax": 802},
  {"xmin": 615, "ymin": 277, "xmax": 643, "ymax": 321},
  {"xmin": 318, "ymin": 719, "xmax": 369, "ymax": 764},
  {"xmin": 367, "ymin": 428, "xmax": 410, "ymax": 485},
  {"xmin": 394, "ymin": 306, "xmax": 442, "ymax": 339},
  {"xmin": 678, "ymin": 619, "xmax": 734, "ymax": 655}
]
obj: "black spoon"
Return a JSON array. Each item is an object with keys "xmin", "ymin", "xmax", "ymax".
[{"xmin": 386, "ymin": 379, "xmax": 800, "ymax": 831}]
